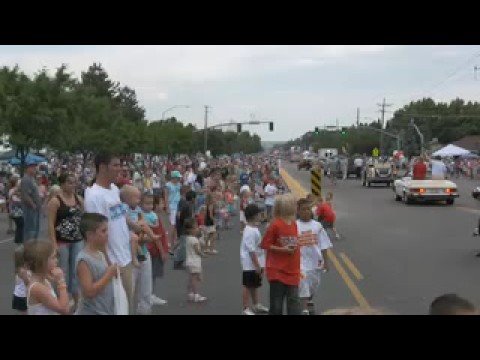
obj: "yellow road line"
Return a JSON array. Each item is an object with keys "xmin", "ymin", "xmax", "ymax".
[
  {"xmin": 280, "ymin": 166, "xmax": 370, "ymax": 309},
  {"xmin": 339, "ymin": 252, "xmax": 364, "ymax": 280},
  {"xmin": 327, "ymin": 250, "xmax": 370, "ymax": 308}
]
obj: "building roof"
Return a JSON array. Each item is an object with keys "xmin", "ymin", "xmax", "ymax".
[{"xmin": 452, "ymin": 135, "xmax": 480, "ymax": 152}]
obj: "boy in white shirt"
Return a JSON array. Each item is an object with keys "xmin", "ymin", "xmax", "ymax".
[
  {"xmin": 296, "ymin": 198, "xmax": 333, "ymax": 315},
  {"xmin": 240, "ymin": 204, "xmax": 269, "ymax": 315},
  {"xmin": 264, "ymin": 178, "xmax": 277, "ymax": 222}
]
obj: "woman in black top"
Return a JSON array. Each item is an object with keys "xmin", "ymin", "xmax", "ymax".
[{"xmin": 47, "ymin": 173, "xmax": 84, "ymax": 309}]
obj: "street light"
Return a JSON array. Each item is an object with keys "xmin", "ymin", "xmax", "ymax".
[{"xmin": 161, "ymin": 105, "xmax": 190, "ymax": 120}]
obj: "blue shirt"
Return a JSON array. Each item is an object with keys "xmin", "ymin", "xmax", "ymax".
[
  {"xmin": 239, "ymin": 173, "xmax": 250, "ymax": 186},
  {"xmin": 166, "ymin": 182, "xmax": 181, "ymax": 210},
  {"xmin": 143, "ymin": 211, "xmax": 158, "ymax": 227}
]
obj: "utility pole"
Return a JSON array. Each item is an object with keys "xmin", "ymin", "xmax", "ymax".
[
  {"xmin": 377, "ymin": 98, "xmax": 393, "ymax": 156},
  {"xmin": 356, "ymin": 108, "xmax": 360, "ymax": 127},
  {"xmin": 204, "ymin": 105, "xmax": 210, "ymax": 155}
]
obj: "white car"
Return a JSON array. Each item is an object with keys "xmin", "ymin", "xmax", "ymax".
[{"xmin": 393, "ymin": 176, "xmax": 459, "ymax": 205}]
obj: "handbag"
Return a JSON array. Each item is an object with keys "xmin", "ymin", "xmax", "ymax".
[
  {"xmin": 113, "ymin": 268, "xmax": 128, "ymax": 315},
  {"xmin": 55, "ymin": 210, "xmax": 83, "ymax": 243}
]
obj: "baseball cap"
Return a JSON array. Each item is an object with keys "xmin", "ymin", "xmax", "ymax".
[
  {"xmin": 240, "ymin": 185, "xmax": 251, "ymax": 194},
  {"xmin": 171, "ymin": 170, "xmax": 182, "ymax": 179}
]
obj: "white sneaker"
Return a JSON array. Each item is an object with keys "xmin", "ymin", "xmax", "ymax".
[
  {"xmin": 243, "ymin": 307, "xmax": 255, "ymax": 315},
  {"xmin": 254, "ymin": 303, "xmax": 269, "ymax": 313},
  {"xmin": 194, "ymin": 294, "xmax": 207, "ymax": 303},
  {"xmin": 151, "ymin": 294, "xmax": 167, "ymax": 306},
  {"xmin": 188, "ymin": 293, "xmax": 196, "ymax": 302},
  {"xmin": 302, "ymin": 310, "xmax": 310, "ymax": 315}
]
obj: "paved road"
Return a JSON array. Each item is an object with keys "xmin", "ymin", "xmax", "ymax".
[
  {"xmin": 283, "ymin": 162, "xmax": 480, "ymax": 314},
  {"xmin": 1, "ymin": 166, "xmax": 480, "ymax": 315}
]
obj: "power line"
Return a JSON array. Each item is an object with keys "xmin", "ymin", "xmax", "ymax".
[{"xmin": 422, "ymin": 50, "xmax": 480, "ymax": 96}]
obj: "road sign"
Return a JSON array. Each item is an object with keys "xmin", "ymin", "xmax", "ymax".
[
  {"xmin": 372, "ymin": 147, "xmax": 379, "ymax": 157},
  {"xmin": 311, "ymin": 168, "xmax": 322, "ymax": 196}
]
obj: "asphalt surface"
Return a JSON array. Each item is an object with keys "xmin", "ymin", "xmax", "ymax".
[
  {"xmin": 1, "ymin": 166, "xmax": 480, "ymax": 315},
  {"xmin": 283, "ymin": 162, "xmax": 480, "ymax": 314}
]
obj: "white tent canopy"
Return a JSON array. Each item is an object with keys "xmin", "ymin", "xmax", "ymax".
[{"xmin": 432, "ymin": 144, "xmax": 471, "ymax": 157}]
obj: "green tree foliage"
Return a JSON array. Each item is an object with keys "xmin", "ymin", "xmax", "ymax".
[{"xmin": 0, "ymin": 63, "xmax": 262, "ymax": 166}]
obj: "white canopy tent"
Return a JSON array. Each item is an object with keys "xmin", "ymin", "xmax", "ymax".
[{"xmin": 432, "ymin": 144, "xmax": 471, "ymax": 157}]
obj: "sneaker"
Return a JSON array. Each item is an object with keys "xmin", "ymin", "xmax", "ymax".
[
  {"xmin": 302, "ymin": 309, "xmax": 310, "ymax": 315},
  {"xmin": 188, "ymin": 293, "xmax": 195, "ymax": 302},
  {"xmin": 194, "ymin": 294, "xmax": 207, "ymax": 303},
  {"xmin": 474, "ymin": 228, "xmax": 479, "ymax": 237},
  {"xmin": 210, "ymin": 249, "xmax": 218, "ymax": 255},
  {"xmin": 151, "ymin": 294, "xmax": 167, "ymax": 306},
  {"xmin": 243, "ymin": 307, "xmax": 255, "ymax": 315},
  {"xmin": 253, "ymin": 303, "xmax": 269, "ymax": 313}
]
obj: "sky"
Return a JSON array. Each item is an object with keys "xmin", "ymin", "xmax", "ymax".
[{"xmin": 2, "ymin": 45, "xmax": 480, "ymax": 142}]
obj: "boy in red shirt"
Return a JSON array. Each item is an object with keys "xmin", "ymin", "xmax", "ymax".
[
  {"xmin": 260, "ymin": 193, "xmax": 301, "ymax": 315},
  {"xmin": 316, "ymin": 192, "xmax": 339, "ymax": 240}
]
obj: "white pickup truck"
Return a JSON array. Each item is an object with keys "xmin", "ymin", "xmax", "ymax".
[{"xmin": 393, "ymin": 176, "xmax": 459, "ymax": 205}]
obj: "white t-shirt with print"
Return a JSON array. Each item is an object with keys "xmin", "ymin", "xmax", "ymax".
[
  {"xmin": 296, "ymin": 220, "xmax": 332, "ymax": 271},
  {"xmin": 264, "ymin": 183, "xmax": 277, "ymax": 207},
  {"xmin": 84, "ymin": 184, "xmax": 131, "ymax": 267},
  {"xmin": 240, "ymin": 225, "xmax": 265, "ymax": 270}
]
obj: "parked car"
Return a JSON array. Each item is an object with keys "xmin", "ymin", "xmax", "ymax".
[{"xmin": 298, "ymin": 159, "xmax": 313, "ymax": 171}]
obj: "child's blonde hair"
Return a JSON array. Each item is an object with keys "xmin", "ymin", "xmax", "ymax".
[
  {"xmin": 23, "ymin": 241, "xmax": 54, "ymax": 274},
  {"xmin": 273, "ymin": 193, "xmax": 297, "ymax": 221}
]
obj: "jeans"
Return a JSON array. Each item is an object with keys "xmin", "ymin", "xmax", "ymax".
[
  {"xmin": 134, "ymin": 251, "xmax": 152, "ymax": 315},
  {"xmin": 57, "ymin": 241, "xmax": 84, "ymax": 296},
  {"xmin": 22, "ymin": 205, "xmax": 40, "ymax": 242},
  {"xmin": 12, "ymin": 216, "xmax": 24, "ymax": 244},
  {"xmin": 269, "ymin": 280, "xmax": 301, "ymax": 315}
]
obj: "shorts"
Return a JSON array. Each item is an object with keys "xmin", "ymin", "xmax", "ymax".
[
  {"xmin": 240, "ymin": 211, "xmax": 246, "ymax": 224},
  {"xmin": 299, "ymin": 269, "xmax": 322, "ymax": 299},
  {"xmin": 187, "ymin": 265, "xmax": 202, "ymax": 274},
  {"xmin": 169, "ymin": 211, "xmax": 176, "ymax": 226},
  {"xmin": 12, "ymin": 295, "xmax": 27, "ymax": 312},
  {"xmin": 242, "ymin": 270, "xmax": 262, "ymax": 289}
]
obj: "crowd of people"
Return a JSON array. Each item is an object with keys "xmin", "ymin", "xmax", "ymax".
[{"xmin": 5, "ymin": 150, "xmax": 479, "ymax": 315}]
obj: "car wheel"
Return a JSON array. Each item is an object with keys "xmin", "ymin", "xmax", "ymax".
[{"xmin": 446, "ymin": 199, "xmax": 454, "ymax": 205}]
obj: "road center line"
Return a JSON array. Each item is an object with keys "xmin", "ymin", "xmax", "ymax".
[
  {"xmin": 280, "ymin": 166, "xmax": 371, "ymax": 308},
  {"xmin": 339, "ymin": 252, "xmax": 364, "ymax": 280}
]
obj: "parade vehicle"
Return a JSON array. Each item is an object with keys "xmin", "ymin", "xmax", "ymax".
[
  {"xmin": 297, "ymin": 158, "xmax": 313, "ymax": 170},
  {"xmin": 393, "ymin": 174, "xmax": 459, "ymax": 205},
  {"xmin": 472, "ymin": 186, "xmax": 480, "ymax": 199},
  {"xmin": 362, "ymin": 159, "xmax": 394, "ymax": 187}
]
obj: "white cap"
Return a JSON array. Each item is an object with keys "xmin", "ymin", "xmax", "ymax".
[{"xmin": 240, "ymin": 185, "xmax": 251, "ymax": 194}]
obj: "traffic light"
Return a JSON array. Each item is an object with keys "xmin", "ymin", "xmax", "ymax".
[
  {"xmin": 341, "ymin": 127, "xmax": 347, "ymax": 136},
  {"xmin": 269, "ymin": 122, "xmax": 274, "ymax": 131},
  {"xmin": 237, "ymin": 123, "xmax": 242, "ymax": 133},
  {"xmin": 314, "ymin": 127, "xmax": 320, "ymax": 135}
]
